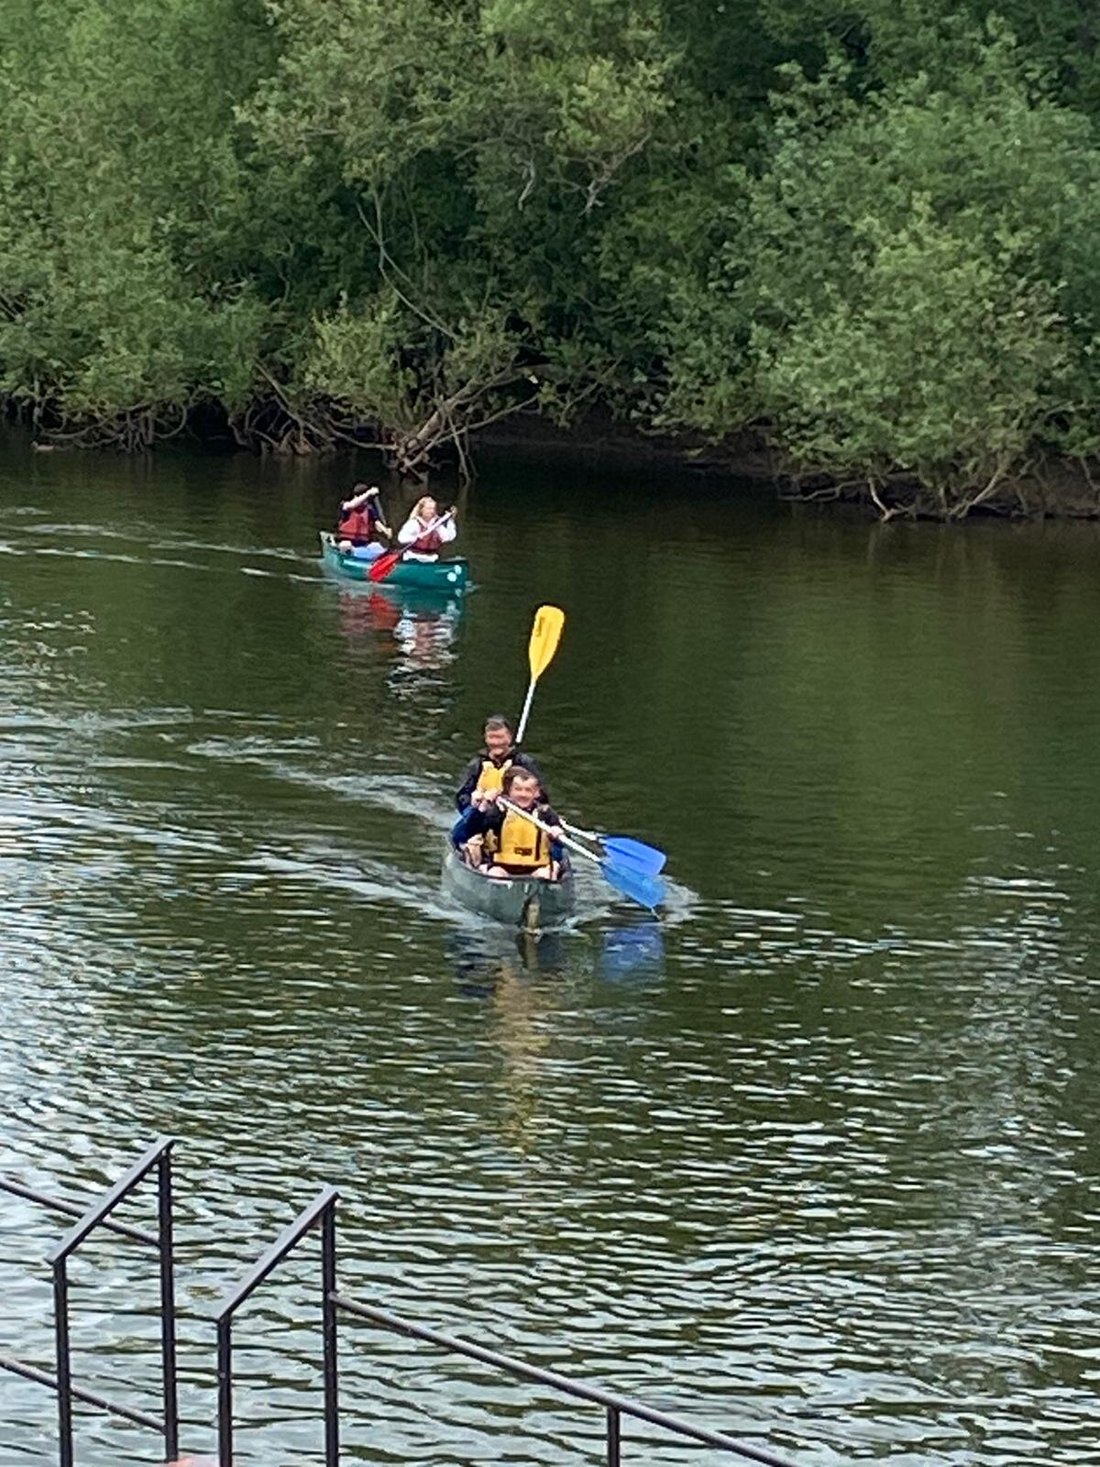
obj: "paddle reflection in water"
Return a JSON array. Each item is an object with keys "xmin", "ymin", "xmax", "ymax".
[{"xmin": 597, "ymin": 920, "xmax": 666, "ymax": 983}]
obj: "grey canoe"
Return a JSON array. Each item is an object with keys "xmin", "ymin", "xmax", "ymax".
[{"xmin": 441, "ymin": 839, "xmax": 576, "ymax": 929}]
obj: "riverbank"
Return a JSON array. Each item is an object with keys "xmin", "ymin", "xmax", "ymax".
[
  {"xmin": 480, "ymin": 412, "xmax": 1100, "ymax": 521},
  {"xmin": 15, "ymin": 406, "xmax": 1100, "ymax": 521}
]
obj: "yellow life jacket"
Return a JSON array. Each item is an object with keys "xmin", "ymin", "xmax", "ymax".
[
  {"xmin": 473, "ymin": 755, "xmax": 513, "ymax": 798},
  {"xmin": 489, "ymin": 807, "xmax": 548, "ymax": 869}
]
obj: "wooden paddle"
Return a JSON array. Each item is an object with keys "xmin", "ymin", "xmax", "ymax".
[
  {"xmin": 368, "ymin": 509, "xmax": 454, "ymax": 583},
  {"xmin": 515, "ymin": 605, "xmax": 565, "ymax": 743},
  {"xmin": 500, "ymin": 798, "xmax": 665, "ymax": 911}
]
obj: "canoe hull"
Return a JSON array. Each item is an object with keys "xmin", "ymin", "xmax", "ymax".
[
  {"xmin": 320, "ymin": 532, "xmax": 469, "ymax": 592},
  {"xmin": 441, "ymin": 840, "xmax": 576, "ymax": 929}
]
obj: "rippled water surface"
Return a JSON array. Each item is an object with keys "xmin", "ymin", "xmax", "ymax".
[{"xmin": 2, "ymin": 439, "xmax": 1100, "ymax": 1466}]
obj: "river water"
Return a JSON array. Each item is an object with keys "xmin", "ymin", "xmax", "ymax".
[{"xmin": 1, "ymin": 437, "xmax": 1099, "ymax": 1466}]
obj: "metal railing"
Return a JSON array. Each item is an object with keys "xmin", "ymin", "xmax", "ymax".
[
  {"xmin": 333, "ymin": 1292, "xmax": 801, "ymax": 1467},
  {"xmin": 213, "ymin": 1183, "xmax": 339, "ymax": 1467},
  {"xmin": 216, "ymin": 1184, "xmax": 802, "ymax": 1467},
  {"xmin": 3, "ymin": 1142, "xmax": 808, "ymax": 1467},
  {"xmin": 0, "ymin": 1135, "xmax": 179, "ymax": 1464}
]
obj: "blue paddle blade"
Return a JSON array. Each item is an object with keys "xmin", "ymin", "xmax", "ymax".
[
  {"xmin": 601, "ymin": 857, "xmax": 666, "ymax": 911},
  {"xmin": 601, "ymin": 836, "xmax": 666, "ymax": 876}
]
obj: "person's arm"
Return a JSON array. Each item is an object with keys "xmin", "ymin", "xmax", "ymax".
[
  {"xmin": 397, "ymin": 517, "xmax": 419, "ymax": 545},
  {"xmin": 452, "ymin": 804, "xmax": 486, "ymax": 844},
  {"xmin": 455, "ymin": 757, "xmax": 481, "ymax": 812},
  {"xmin": 437, "ymin": 517, "xmax": 457, "ymax": 544}
]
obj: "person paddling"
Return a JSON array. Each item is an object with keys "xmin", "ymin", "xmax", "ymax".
[
  {"xmin": 455, "ymin": 767, "xmax": 564, "ymax": 880},
  {"xmin": 337, "ymin": 484, "xmax": 391, "ymax": 558},
  {"xmin": 455, "ymin": 714, "xmax": 546, "ymax": 813},
  {"xmin": 397, "ymin": 495, "xmax": 457, "ymax": 562}
]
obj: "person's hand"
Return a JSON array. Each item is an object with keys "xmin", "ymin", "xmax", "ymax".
[
  {"xmin": 547, "ymin": 824, "xmax": 563, "ymax": 840},
  {"xmin": 367, "ymin": 486, "xmax": 380, "ymax": 498}
]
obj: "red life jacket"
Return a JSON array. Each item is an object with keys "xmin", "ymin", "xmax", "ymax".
[
  {"xmin": 338, "ymin": 506, "xmax": 375, "ymax": 541},
  {"xmin": 411, "ymin": 519, "xmax": 443, "ymax": 553}
]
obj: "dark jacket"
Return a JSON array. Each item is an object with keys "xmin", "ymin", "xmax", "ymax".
[{"xmin": 454, "ymin": 749, "xmax": 546, "ymax": 812}]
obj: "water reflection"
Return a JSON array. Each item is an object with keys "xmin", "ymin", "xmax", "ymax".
[
  {"xmin": 597, "ymin": 920, "xmax": 666, "ymax": 982},
  {"xmin": 334, "ymin": 583, "xmax": 463, "ymax": 701}
]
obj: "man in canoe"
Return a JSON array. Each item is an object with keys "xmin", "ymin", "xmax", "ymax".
[
  {"xmin": 455, "ymin": 766, "xmax": 564, "ymax": 880},
  {"xmin": 396, "ymin": 495, "xmax": 458, "ymax": 562},
  {"xmin": 337, "ymin": 484, "xmax": 391, "ymax": 557},
  {"xmin": 455, "ymin": 714, "xmax": 546, "ymax": 813}
]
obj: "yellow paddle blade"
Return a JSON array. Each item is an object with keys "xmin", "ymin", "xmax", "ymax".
[{"xmin": 528, "ymin": 605, "xmax": 565, "ymax": 682}]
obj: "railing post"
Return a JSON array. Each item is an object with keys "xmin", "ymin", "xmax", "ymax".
[
  {"xmin": 218, "ymin": 1315, "xmax": 234, "ymax": 1467},
  {"xmin": 606, "ymin": 1403, "xmax": 621, "ymax": 1467},
  {"xmin": 322, "ymin": 1199, "xmax": 340, "ymax": 1467},
  {"xmin": 158, "ymin": 1145, "xmax": 180, "ymax": 1462},
  {"xmin": 53, "ymin": 1257, "xmax": 74, "ymax": 1467}
]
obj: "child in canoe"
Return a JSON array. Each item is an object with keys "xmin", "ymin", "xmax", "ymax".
[
  {"xmin": 396, "ymin": 495, "xmax": 458, "ymax": 562},
  {"xmin": 454, "ymin": 766, "xmax": 564, "ymax": 880},
  {"xmin": 337, "ymin": 485, "xmax": 391, "ymax": 557}
]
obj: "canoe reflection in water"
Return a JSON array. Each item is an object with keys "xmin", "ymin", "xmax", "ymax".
[
  {"xmin": 336, "ymin": 584, "xmax": 462, "ymax": 672},
  {"xmin": 447, "ymin": 931, "xmax": 569, "ymax": 1152},
  {"xmin": 448, "ymin": 927, "xmax": 568, "ymax": 993}
]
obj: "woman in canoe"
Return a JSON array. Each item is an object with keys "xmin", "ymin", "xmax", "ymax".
[
  {"xmin": 396, "ymin": 495, "xmax": 458, "ymax": 562},
  {"xmin": 337, "ymin": 485, "xmax": 391, "ymax": 558},
  {"xmin": 455, "ymin": 766, "xmax": 564, "ymax": 880}
]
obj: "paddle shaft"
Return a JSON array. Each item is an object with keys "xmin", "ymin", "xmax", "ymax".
[{"xmin": 515, "ymin": 683, "xmax": 537, "ymax": 745}]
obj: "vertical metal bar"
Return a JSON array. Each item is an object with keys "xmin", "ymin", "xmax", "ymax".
[
  {"xmin": 157, "ymin": 1146, "xmax": 180, "ymax": 1462},
  {"xmin": 606, "ymin": 1403, "xmax": 621, "ymax": 1467},
  {"xmin": 54, "ymin": 1258, "xmax": 74, "ymax": 1467},
  {"xmin": 217, "ymin": 1316, "xmax": 234, "ymax": 1467},
  {"xmin": 321, "ymin": 1200, "xmax": 340, "ymax": 1467}
]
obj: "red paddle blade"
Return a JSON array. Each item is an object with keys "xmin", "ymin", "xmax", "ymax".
[{"xmin": 367, "ymin": 548, "xmax": 404, "ymax": 582}]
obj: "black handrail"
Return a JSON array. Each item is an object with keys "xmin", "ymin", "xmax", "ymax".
[
  {"xmin": 0, "ymin": 1136, "xmax": 180, "ymax": 1466},
  {"xmin": 213, "ymin": 1184, "xmax": 340, "ymax": 1467},
  {"xmin": 332, "ymin": 1293, "xmax": 801, "ymax": 1467},
  {"xmin": 0, "ymin": 1177, "xmax": 158, "ymax": 1248}
]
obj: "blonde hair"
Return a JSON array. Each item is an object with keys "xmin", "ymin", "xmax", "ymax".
[{"xmin": 411, "ymin": 495, "xmax": 437, "ymax": 521}]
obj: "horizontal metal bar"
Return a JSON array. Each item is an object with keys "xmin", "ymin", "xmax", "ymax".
[
  {"xmin": 331, "ymin": 1294, "xmax": 801, "ymax": 1467},
  {"xmin": 0, "ymin": 1354, "xmax": 161, "ymax": 1431},
  {"xmin": 47, "ymin": 1138, "xmax": 176, "ymax": 1265},
  {"xmin": 0, "ymin": 1178, "xmax": 158, "ymax": 1248},
  {"xmin": 214, "ymin": 1187, "xmax": 338, "ymax": 1323}
]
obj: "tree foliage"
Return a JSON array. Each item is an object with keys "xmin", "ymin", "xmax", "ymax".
[{"xmin": 3, "ymin": 0, "xmax": 1100, "ymax": 511}]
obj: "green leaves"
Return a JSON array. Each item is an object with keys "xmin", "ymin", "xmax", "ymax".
[
  {"xmin": 3, "ymin": 0, "xmax": 1100, "ymax": 500},
  {"xmin": 658, "ymin": 21, "xmax": 1100, "ymax": 513}
]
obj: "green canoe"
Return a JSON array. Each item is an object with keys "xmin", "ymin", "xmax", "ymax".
[
  {"xmin": 441, "ymin": 839, "xmax": 576, "ymax": 930},
  {"xmin": 320, "ymin": 532, "xmax": 470, "ymax": 593}
]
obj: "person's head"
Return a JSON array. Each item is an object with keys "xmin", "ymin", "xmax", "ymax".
[
  {"xmin": 503, "ymin": 766, "xmax": 541, "ymax": 808},
  {"xmin": 413, "ymin": 495, "xmax": 438, "ymax": 522},
  {"xmin": 483, "ymin": 715, "xmax": 514, "ymax": 758},
  {"xmin": 351, "ymin": 481, "xmax": 369, "ymax": 495}
]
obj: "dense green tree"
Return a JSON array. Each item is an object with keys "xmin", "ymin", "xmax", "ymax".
[{"xmin": 3, "ymin": 0, "xmax": 1100, "ymax": 513}]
